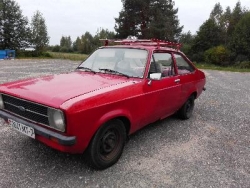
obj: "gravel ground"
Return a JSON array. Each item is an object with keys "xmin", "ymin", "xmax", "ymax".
[{"xmin": 0, "ymin": 59, "xmax": 249, "ymax": 188}]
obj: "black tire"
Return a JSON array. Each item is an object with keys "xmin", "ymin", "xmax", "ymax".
[
  {"xmin": 88, "ymin": 119, "xmax": 126, "ymax": 170},
  {"xmin": 178, "ymin": 95, "xmax": 195, "ymax": 120}
]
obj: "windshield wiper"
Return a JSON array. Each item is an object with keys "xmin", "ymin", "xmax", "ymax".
[
  {"xmin": 77, "ymin": 66, "xmax": 96, "ymax": 74},
  {"xmin": 99, "ymin": 68, "xmax": 130, "ymax": 78}
]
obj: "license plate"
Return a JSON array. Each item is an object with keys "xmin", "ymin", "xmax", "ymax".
[{"xmin": 8, "ymin": 119, "xmax": 35, "ymax": 139}]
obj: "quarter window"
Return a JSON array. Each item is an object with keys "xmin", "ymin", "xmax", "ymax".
[{"xmin": 174, "ymin": 54, "xmax": 194, "ymax": 75}]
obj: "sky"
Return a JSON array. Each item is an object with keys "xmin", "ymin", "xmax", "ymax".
[{"xmin": 17, "ymin": 0, "xmax": 250, "ymax": 45}]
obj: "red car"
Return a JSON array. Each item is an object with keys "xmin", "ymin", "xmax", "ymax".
[{"xmin": 0, "ymin": 39, "xmax": 206, "ymax": 169}]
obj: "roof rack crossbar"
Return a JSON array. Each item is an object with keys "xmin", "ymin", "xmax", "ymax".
[{"xmin": 99, "ymin": 38, "xmax": 182, "ymax": 50}]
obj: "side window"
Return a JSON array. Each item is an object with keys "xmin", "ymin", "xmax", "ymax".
[
  {"xmin": 149, "ymin": 52, "xmax": 176, "ymax": 78},
  {"xmin": 174, "ymin": 54, "xmax": 194, "ymax": 75}
]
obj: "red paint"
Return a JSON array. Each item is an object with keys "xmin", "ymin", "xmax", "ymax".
[{"xmin": 0, "ymin": 42, "xmax": 206, "ymax": 154}]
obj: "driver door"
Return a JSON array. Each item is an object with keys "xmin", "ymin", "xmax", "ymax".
[{"xmin": 141, "ymin": 51, "xmax": 182, "ymax": 123}]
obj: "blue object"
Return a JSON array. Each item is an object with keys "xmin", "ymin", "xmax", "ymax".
[{"xmin": 0, "ymin": 49, "xmax": 15, "ymax": 59}]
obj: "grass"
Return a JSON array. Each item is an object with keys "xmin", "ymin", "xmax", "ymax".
[
  {"xmin": 48, "ymin": 52, "xmax": 88, "ymax": 61},
  {"xmin": 16, "ymin": 51, "xmax": 250, "ymax": 72},
  {"xmin": 16, "ymin": 52, "xmax": 88, "ymax": 61},
  {"xmin": 194, "ymin": 63, "xmax": 250, "ymax": 72}
]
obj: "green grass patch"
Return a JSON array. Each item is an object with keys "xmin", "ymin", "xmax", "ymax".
[
  {"xmin": 48, "ymin": 52, "xmax": 88, "ymax": 61},
  {"xmin": 195, "ymin": 63, "xmax": 250, "ymax": 72}
]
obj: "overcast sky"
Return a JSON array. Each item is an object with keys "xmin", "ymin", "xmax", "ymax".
[{"xmin": 17, "ymin": 0, "xmax": 249, "ymax": 45}]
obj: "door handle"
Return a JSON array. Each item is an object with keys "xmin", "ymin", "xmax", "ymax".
[{"xmin": 174, "ymin": 79, "xmax": 180, "ymax": 83}]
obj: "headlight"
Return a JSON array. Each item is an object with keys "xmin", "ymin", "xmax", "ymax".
[
  {"xmin": 48, "ymin": 108, "xmax": 65, "ymax": 132},
  {"xmin": 0, "ymin": 94, "xmax": 4, "ymax": 109}
]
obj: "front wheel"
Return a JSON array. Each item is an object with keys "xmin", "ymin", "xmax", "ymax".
[
  {"xmin": 178, "ymin": 95, "xmax": 195, "ymax": 120},
  {"xmin": 88, "ymin": 119, "xmax": 126, "ymax": 170}
]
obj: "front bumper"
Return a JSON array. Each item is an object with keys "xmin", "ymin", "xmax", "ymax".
[{"xmin": 0, "ymin": 110, "xmax": 76, "ymax": 146}]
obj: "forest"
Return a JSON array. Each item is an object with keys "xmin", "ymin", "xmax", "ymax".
[{"xmin": 0, "ymin": 0, "xmax": 249, "ymax": 67}]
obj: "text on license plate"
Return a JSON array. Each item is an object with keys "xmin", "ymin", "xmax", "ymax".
[{"xmin": 8, "ymin": 119, "xmax": 35, "ymax": 139}]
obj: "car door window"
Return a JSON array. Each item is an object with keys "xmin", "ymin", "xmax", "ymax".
[
  {"xmin": 149, "ymin": 52, "xmax": 176, "ymax": 78},
  {"xmin": 174, "ymin": 54, "xmax": 194, "ymax": 75}
]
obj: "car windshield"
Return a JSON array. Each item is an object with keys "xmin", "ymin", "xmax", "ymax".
[{"xmin": 77, "ymin": 48, "xmax": 148, "ymax": 78}]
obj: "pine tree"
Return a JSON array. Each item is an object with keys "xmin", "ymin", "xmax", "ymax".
[
  {"xmin": 226, "ymin": 1, "xmax": 249, "ymax": 61},
  {"xmin": 115, "ymin": 0, "xmax": 150, "ymax": 38},
  {"xmin": 30, "ymin": 10, "xmax": 49, "ymax": 53},
  {"xmin": 230, "ymin": 12, "xmax": 250, "ymax": 61},
  {"xmin": 0, "ymin": 0, "xmax": 30, "ymax": 49},
  {"xmin": 148, "ymin": 0, "xmax": 183, "ymax": 40},
  {"xmin": 227, "ymin": 2, "xmax": 244, "ymax": 38},
  {"xmin": 115, "ymin": 0, "xmax": 182, "ymax": 40}
]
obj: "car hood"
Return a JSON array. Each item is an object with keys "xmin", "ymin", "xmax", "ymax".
[{"xmin": 0, "ymin": 71, "xmax": 138, "ymax": 108}]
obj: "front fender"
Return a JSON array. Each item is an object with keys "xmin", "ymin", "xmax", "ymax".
[
  {"xmin": 65, "ymin": 105, "xmax": 132, "ymax": 153},
  {"xmin": 93, "ymin": 108, "xmax": 132, "ymax": 134}
]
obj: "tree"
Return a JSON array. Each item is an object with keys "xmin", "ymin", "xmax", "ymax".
[
  {"xmin": 72, "ymin": 37, "xmax": 81, "ymax": 52},
  {"xmin": 209, "ymin": 3, "xmax": 234, "ymax": 46},
  {"xmin": 210, "ymin": 3, "xmax": 224, "ymax": 26},
  {"xmin": 230, "ymin": 12, "xmax": 250, "ymax": 61},
  {"xmin": 95, "ymin": 28, "xmax": 115, "ymax": 39},
  {"xmin": 65, "ymin": 36, "xmax": 72, "ymax": 49},
  {"xmin": 179, "ymin": 31, "xmax": 194, "ymax": 57},
  {"xmin": 30, "ymin": 10, "xmax": 49, "ymax": 53},
  {"xmin": 60, "ymin": 36, "xmax": 66, "ymax": 48},
  {"xmin": 115, "ymin": 0, "xmax": 150, "ymax": 38},
  {"xmin": 71, "ymin": 28, "xmax": 115, "ymax": 53},
  {"xmin": 179, "ymin": 31, "xmax": 194, "ymax": 44},
  {"xmin": 60, "ymin": 36, "xmax": 72, "ymax": 52},
  {"xmin": 148, "ymin": 0, "xmax": 183, "ymax": 40},
  {"xmin": 115, "ymin": 0, "xmax": 183, "ymax": 40},
  {"xmin": 221, "ymin": 6, "xmax": 231, "ymax": 46},
  {"xmin": 191, "ymin": 19, "xmax": 223, "ymax": 62},
  {"xmin": 93, "ymin": 28, "xmax": 116, "ymax": 47},
  {"xmin": 0, "ymin": 0, "xmax": 30, "ymax": 49},
  {"xmin": 226, "ymin": 2, "xmax": 249, "ymax": 61},
  {"xmin": 227, "ymin": 1, "xmax": 244, "ymax": 38},
  {"xmin": 80, "ymin": 32, "xmax": 94, "ymax": 54}
]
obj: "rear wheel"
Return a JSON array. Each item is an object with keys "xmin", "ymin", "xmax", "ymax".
[
  {"xmin": 178, "ymin": 95, "xmax": 195, "ymax": 120},
  {"xmin": 88, "ymin": 119, "xmax": 126, "ymax": 170}
]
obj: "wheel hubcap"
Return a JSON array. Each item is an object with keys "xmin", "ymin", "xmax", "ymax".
[{"xmin": 101, "ymin": 130, "xmax": 117, "ymax": 154}]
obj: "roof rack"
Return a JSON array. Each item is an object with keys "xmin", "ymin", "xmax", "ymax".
[{"xmin": 99, "ymin": 37, "xmax": 182, "ymax": 50}]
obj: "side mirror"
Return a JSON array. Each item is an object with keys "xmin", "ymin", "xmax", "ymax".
[{"xmin": 149, "ymin": 73, "xmax": 161, "ymax": 80}]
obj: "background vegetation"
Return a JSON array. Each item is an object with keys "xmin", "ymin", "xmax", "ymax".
[
  {"xmin": 0, "ymin": 0, "xmax": 249, "ymax": 69},
  {"xmin": 0, "ymin": 0, "xmax": 49, "ymax": 55},
  {"xmin": 180, "ymin": 2, "xmax": 250, "ymax": 68}
]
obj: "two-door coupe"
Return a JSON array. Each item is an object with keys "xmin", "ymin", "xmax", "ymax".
[{"xmin": 0, "ymin": 39, "xmax": 206, "ymax": 169}]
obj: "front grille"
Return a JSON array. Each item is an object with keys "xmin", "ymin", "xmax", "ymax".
[{"xmin": 2, "ymin": 94, "xmax": 49, "ymax": 125}]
